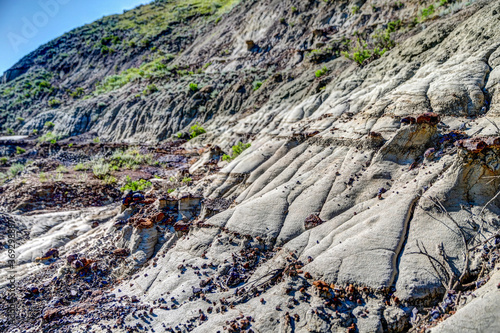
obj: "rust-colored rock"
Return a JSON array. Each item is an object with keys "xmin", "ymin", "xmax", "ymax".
[
  {"xmin": 113, "ymin": 248, "xmax": 130, "ymax": 256},
  {"xmin": 133, "ymin": 218, "xmax": 154, "ymax": 229},
  {"xmin": 154, "ymin": 212, "xmax": 165, "ymax": 223},
  {"xmin": 174, "ymin": 221, "xmax": 190, "ymax": 232},
  {"xmin": 400, "ymin": 116, "xmax": 416, "ymax": 125},
  {"xmin": 416, "ymin": 112, "xmax": 440, "ymax": 125},
  {"xmin": 304, "ymin": 213, "xmax": 324, "ymax": 230},
  {"xmin": 455, "ymin": 138, "xmax": 487, "ymax": 153},
  {"xmin": 245, "ymin": 40, "xmax": 255, "ymax": 51}
]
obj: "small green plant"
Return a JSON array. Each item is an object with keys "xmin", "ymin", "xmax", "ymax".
[
  {"xmin": 70, "ymin": 87, "xmax": 85, "ymax": 98},
  {"xmin": 7, "ymin": 128, "xmax": 14, "ymax": 135},
  {"xmin": 16, "ymin": 147, "xmax": 26, "ymax": 154},
  {"xmin": 351, "ymin": 5, "xmax": 360, "ymax": 15},
  {"xmin": 420, "ymin": 4, "xmax": 435, "ymax": 21},
  {"xmin": 315, "ymin": 66, "xmax": 329, "ymax": 78},
  {"xmin": 68, "ymin": 143, "xmax": 73, "ymax": 148},
  {"xmin": 39, "ymin": 131, "xmax": 58, "ymax": 143},
  {"xmin": 52, "ymin": 172, "xmax": 63, "ymax": 182},
  {"xmin": 44, "ymin": 121, "xmax": 55, "ymax": 129},
  {"xmin": 103, "ymin": 175, "xmax": 117, "ymax": 185},
  {"xmin": 39, "ymin": 172, "xmax": 48, "ymax": 182},
  {"xmin": 16, "ymin": 117, "xmax": 25, "ymax": 122},
  {"xmin": 439, "ymin": 0, "xmax": 448, "ymax": 6},
  {"xmin": 92, "ymin": 160, "xmax": 110, "ymax": 179},
  {"xmin": 291, "ymin": 6, "xmax": 298, "ymax": 13},
  {"xmin": 223, "ymin": 142, "xmax": 251, "ymax": 161},
  {"xmin": 48, "ymin": 99, "xmax": 61, "ymax": 108},
  {"xmin": 182, "ymin": 177, "xmax": 193, "ymax": 183},
  {"xmin": 93, "ymin": 137, "xmax": 100, "ymax": 143},
  {"xmin": 0, "ymin": 157, "xmax": 8, "ymax": 165},
  {"xmin": 189, "ymin": 123, "xmax": 206, "ymax": 139},
  {"xmin": 189, "ymin": 83, "xmax": 198, "ymax": 92},
  {"xmin": 167, "ymin": 188, "xmax": 175, "ymax": 194},
  {"xmin": 8, "ymin": 163, "xmax": 24, "ymax": 178},
  {"xmin": 341, "ymin": 39, "xmax": 383, "ymax": 66},
  {"xmin": 177, "ymin": 132, "xmax": 184, "ymax": 139},
  {"xmin": 74, "ymin": 163, "xmax": 87, "ymax": 171},
  {"xmin": 110, "ymin": 148, "xmax": 153, "ymax": 169},
  {"xmin": 143, "ymin": 84, "xmax": 158, "ymax": 95},
  {"xmin": 253, "ymin": 81, "xmax": 263, "ymax": 91},
  {"xmin": 120, "ymin": 175, "xmax": 152, "ymax": 192},
  {"xmin": 32, "ymin": 129, "xmax": 38, "ymax": 135},
  {"xmin": 56, "ymin": 165, "xmax": 68, "ymax": 173}
]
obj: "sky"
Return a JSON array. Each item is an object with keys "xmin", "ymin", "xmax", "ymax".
[{"xmin": 0, "ymin": 0, "xmax": 152, "ymax": 74}]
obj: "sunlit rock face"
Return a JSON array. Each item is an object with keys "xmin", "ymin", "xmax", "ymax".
[{"xmin": 2, "ymin": 0, "xmax": 500, "ymax": 332}]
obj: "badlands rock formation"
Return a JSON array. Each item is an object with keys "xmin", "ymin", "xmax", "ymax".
[{"xmin": 1, "ymin": 0, "xmax": 500, "ymax": 332}]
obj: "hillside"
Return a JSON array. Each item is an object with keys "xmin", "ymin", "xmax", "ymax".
[{"xmin": 1, "ymin": 0, "xmax": 500, "ymax": 332}]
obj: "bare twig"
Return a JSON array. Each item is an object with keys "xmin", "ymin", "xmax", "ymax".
[
  {"xmin": 426, "ymin": 197, "xmax": 470, "ymax": 290},
  {"xmin": 409, "ymin": 240, "xmax": 450, "ymax": 289},
  {"xmin": 484, "ymin": 117, "xmax": 500, "ymax": 136}
]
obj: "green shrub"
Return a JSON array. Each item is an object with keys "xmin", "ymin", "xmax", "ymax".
[
  {"xmin": 68, "ymin": 143, "xmax": 73, "ymax": 148},
  {"xmin": 111, "ymin": 148, "xmax": 153, "ymax": 169},
  {"xmin": 93, "ymin": 137, "xmax": 100, "ymax": 143},
  {"xmin": 223, "ymin": 142, "xmax": 251, "ymax": 161},
  {"xmin": 48, "ymin": 99, "xmax": 61, "ymax": 108},
  {"xmin": 315, "ymin": 66, "xmax": 328, "ymax": 78},
  {"xmin": 39, "ymin": 131, "xmax": 58, "ymax": 143},
  {"xmin": 189, "ymin": 123, "xmax": 206, "ymax": 139},
  {"xmin": 420, "ymin": 4, "xmax": 435, "ymax": 21},
  {"xmin": 351, "ymin": 5, "xmax": 360, "ymax": 14},
  {"xmin": 44, "ymin": 121, "xmax": 55, "ymax": 129},
  {"xmin": 16, "ymin": 147, "xmax": 26, "ymax": 154},
  {"xmin": 74, "ymin": 163, "xmax": 87, "ymax": 171},
  {"xmin": 8, "ymin": 163, "xmax": 24, "ymax": 178},
  {"xmin": 39, "ymin": 172, "xmax": 48, "ymax": 182},
  {"xmin": 143, "ymin": 84, "xmax": 158, "ymax": 95},
  {"xmin": 253, "ymin": 81, "xmax": 263, "ymax": 91},
  {"xmin": 167, "ymin": 188, "xmax": 175, "ymax": 194},
  {"xmin": 341, "ymin": 39, "xmax": 383, "ymax": 66},
  {"xmin": 7, "ymin": 128, "xmax": 14, "ymax": 135},
  {"xmin": 0, "ymin": 157, "xmax": 8, "ymax": 165},
  {"xmin": 92, "ymin": 160, "xmax": 110, "ymax": 179},
  {"xmin": 56, "ymin": 165, "xmax": 68, "ymax": 173},
  {"xmin": 189, "ymin": 83, "xmax": 198, "ymax": 92},
  {"xmin": 439, "ymin": 0, "xmax": 448, "ymax": 6},
  {"xmin": 32, "ymin": 129, "xmax": 38, "ymax": 135},
  {"xmin": 104, "ymin": 175, "xmax": 117, "ymax": 185},
  {"xmin": 387, "ymin": 19, "xmax": 402, "ymax": 33},
  {"xmin": 182, "ymin": 177, "xmax": 193, "ymax": 183},
  {"xmin": 291, "ymin": 6, "xmax": 298, "ymax": 13},
  {"xmin": 16, "ymin": 117, "xmax": 25, "ymax": 122},
  {"xmin": 121, "ymin": 175, "xmax": 152, "ymax": 192},
  {"xmin": 70, "ymin": 87, "xmax": 85, "ymax": 98}
]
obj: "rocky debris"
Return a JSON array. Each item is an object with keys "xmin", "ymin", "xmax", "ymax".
[
  {"xmin": 455, "ymin": 136, "xmax": 500, "ymax": 153},
  {"xmin": 417, "ymin": 112, "xmax": 441, "ymax": 126},
  {"xmin": 0, "ymin": 178, "xmax": 121, "ymax": 213},
  {"xmin": 2, "ymin": 0, "xmax": 500, "ymax": 332},
  {"xmin": 304, "ymin": 213, "xmax": 324, "ymax": 230},
  {"xmin": 35, "ymin": 248, "xmax": 59, "ymax": 262}
]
